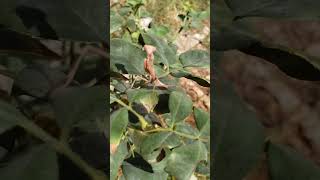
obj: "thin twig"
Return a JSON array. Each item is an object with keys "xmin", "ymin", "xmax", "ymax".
[{"xmin": 61, "ymin": 45, "xmax": 108, "ymax": 88}]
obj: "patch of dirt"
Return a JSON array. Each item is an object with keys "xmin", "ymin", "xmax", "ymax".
[
  {"xmin": 179, "ymin": 70, "xmax": 210, "ymax": 111},
  {"xmin": 174, "ymin": 26, "xmax": 210, "ymax": 54}
]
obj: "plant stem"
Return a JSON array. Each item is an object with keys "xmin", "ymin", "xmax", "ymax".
[
  {"xmin": 19, "ymin": 120, "xmax": 107, "ymax": 180},
  {"xmin": 60, "ymin": 145, "xmax": 107, "ymax": 180},
  {"xmin": 113, "ymin": 97, "xmax": 149, "ymax": 130},
  {"xmin": 144, "ymin": 127, "xmax": 172, "ymax": 133},
  {"xmin": 173, "ymin": 131, "xmax": 208, "ymax": 142},
  {"xmin": 144, "ymin": 127, "xmax": 208, "ymax": 142}
]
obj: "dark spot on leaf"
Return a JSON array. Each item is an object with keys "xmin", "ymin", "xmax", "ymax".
[
  {"xmin": 156, "ymin": 149, "xmax": 166, "ymax": 162},
  {"xmin": 115, "ymin": 63, "xmax": 128, "ymax": 74},
  {"xmin": 124, "ymin": 151, "xmax": 153, "ymax": 173}
]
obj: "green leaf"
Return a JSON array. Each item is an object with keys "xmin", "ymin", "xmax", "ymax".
[
  {"xmin": 153, "ymin": 64, "xmax": 168, "ymax": 78},
  {"xmin": 0, "ymin": 1, "xmax": 27, "ymax": 32},
  {"xmin": 142, "ymin": 33, "xmax": 178, "ymax": 65},
  {"xmin": 0, "ymin": 100, "xmax": 25, "ymax": 134},
  {"xmin": 158, "ymin": 75, "xmax": 179, "ymax": 88},
  {"xmin": 179, "ymin": 50, "xmax": 210, "ymax": 68},
  {"xmin": 174, "ymin": 122, "xmax": 199, "ymax": 137},
  {"xmin": 213, "ymin": 0, "xmax": 234, "ymax": 28},
  {"xmin": 267, "ymin": 143, "xmax": 320, "ymax": 180},
  {"xmin": 122, "ymin": 162, "xmax": 168, "ymax": 180},
  {"xmin": 113, "ymin": 81, "xmax": 129, "ymax": 93},
  {"xmin": 212, "ymin": 21, "xmax": 258, "ymax": 51},
  {"xmin": 169, "ymin": 91, "xmax": 193, "ymax": 123},
  {"xmin": 127, "ymin": 0, "xmax": 145, "ymax": 7},
  {"xmin": 110, "ymin": 140, "xmax": 129, "ymax": 180},
  {"xmin": 140, "ymin": 132, "xmax": 172, "ymax": 155},
  {"xmin": 126, "ymin": 18, "xmax": 137, "ymax": 32},
  {"xmin": 52, "ymin": 86, "xmax": 107, "ymax": 133},
  {"xmin": 118, "ymin": 6, "xmax": 132, "ymax": 16},
  {"xmin": 111, "ymin": 11, "xmax": 125, "ymax": 33},
  {"xmin": 110, "ymin": 108, "xmax": 128, "ymax": 145},
  {"xmin": 127, "ymin": 89, "xmax": 159, "ymax": 112},
  {"xmin": 110, "ymin": 94, "xmax": 116, "ymax": 104},
  {"xmin": 165, "ymin": 141, "xmax": 207, "ymax": 180},
  {"xmin": 13, "ymin": 0, "xmax": 106, "ymax": 41},
  {"xmin": 195, "ymin": 161, "xmax": 210, "ymax": 177},
  {"xmin": 15, "ymin": 66, "xmax": 51, "ymax": 98},
  {"xmin": 163, "ymin": 133, "xmax": 181, "ymax": 149},
  {"xmin": 194, "ymin": 108, "xmax": 210, "ymax": 138},
  {"xmin": 127, "ymin": 128, "xmax": 148, "ymax": 154},
  {"xmin": 148, "ymin": 25, "xmax": 170, "ymax": 37},
  {"xmin": 213, "ymin": 79, "xmax": 265, "ymax": 180},
  {"xmin": 110, "ymin": 39, "xmax": 146, "ymax": 75},
  {"xmin": 225, "ymin": 0, "xmax": 320, "ymax": 19},
  {"xmin": 0, "ymin": 145, "xmax": 58, "ymax": 180},
  {"xmin": 15, "ymin": 65, "xmax": 66, "ymax": 98}
]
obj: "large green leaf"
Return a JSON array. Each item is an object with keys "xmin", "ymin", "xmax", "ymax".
[
  {"xmin": 122, "ymin": 162, "xmax": 168, "ymax": 180},
  {"xmin": 0, "ymin": 144, "xmax": 58, "ymax": 180},
  {"xmin": 213, "ymin": 78, "xmax": 265, "ymax": 180},
  {"xmin": 140, "ymin": 132, "xmax": 172, "ymax": 155},
  {"xmin": 127, "ymin": 89, "xmax": 156, "ymax": 103},
  {"xmin": 174, "ymin": 122, "xmax": 200, "ymax": 137},
  {"xmin": 179, "ymin": 50, "xmax": 210, "ymax": 68},
  {"xmin": 142, "ymin": 33, "xmax": 178, "ymax": 65},
  {"xmin": 169, "ymin": 91, "xmax": 193, "ymax": 123},
  {"xmin": 110, "ymin": 140, "xmax": 129, "ymax": 180},
  {"xmin": 267, "ymin": 143, "xmax": 320, "ymax": 180},
  {"xmin": 148, "ymin": 25, "xmax": 170, "ymax": 37},
  {"xmin": 0, "ymin": 0, "xmax": 106, "ymax": 41},
  {"xmin": 110, "ymin": 39, "xmax": 146, "ymax": 75},
  {"xmin": 110, "ymin": 108, "xmax": 128, "ymax": 145},
  {"xmin": 163, "ymin": 133, "xmax": 181, "ymax": 149},
  {"xmin": 127, "ymin": 89, "xmax": 159, "ymax": 112},
  {"xmin": 52, "ymin": 86, "xmax": 107, "ymax": 133},
  {"xmin": 110, "ymin": 10, "xmax": 125, "ymax": 34},
  {"xmin": 194, "ymin": 108, "xmax": 210, "ymax": 138},
  {"xmin": 212, "ymin": 23, "xmax": 258, "ymax": 51},
  {"xmin": 225, "ymin": 0, "xmax": 320, "ymax": 19},
  {"xmin": 165, "ymin": 141, "xmax": 207, "ymax": 180}
]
